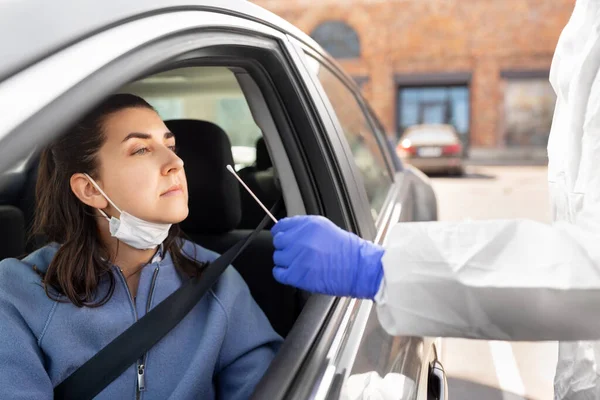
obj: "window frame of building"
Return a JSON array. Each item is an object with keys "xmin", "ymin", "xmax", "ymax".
[
  {"xmin": 501, "ymin": 69, "xmax": 554, "ymax": 148},
  {"xmin": 395, "ymin": 72, "xmax": 472, "ymax": 150},
  {"xmin": 310, "ymin": 20, "xmax": 361, "ymax": 60}
]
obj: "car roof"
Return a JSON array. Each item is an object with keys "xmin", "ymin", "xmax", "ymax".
[{"xmin": 0, "ymin": 0, "xmax": 323, "ymax": 82}]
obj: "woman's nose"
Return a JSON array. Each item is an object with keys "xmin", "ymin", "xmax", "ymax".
[{"xmin": 162, "ymin": 148, "xmax": 184, "ymax": 175}]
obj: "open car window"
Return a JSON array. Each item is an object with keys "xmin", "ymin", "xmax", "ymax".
[{"xmin": 123, "ymin": 67, "xmax": 263, "ymax": 170}]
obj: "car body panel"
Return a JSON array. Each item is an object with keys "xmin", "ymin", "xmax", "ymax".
[{"xmin": 0, "ymin": 0, "xmax": 326, "ymax": 82}]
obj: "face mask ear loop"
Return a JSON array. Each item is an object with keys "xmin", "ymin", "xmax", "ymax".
[
  {"xmin": 82, "ymin": 173, "xmax": 123, "ymax": 219},
  {"xmin": 97, "ymin": 209, "xmax": 111, "ymax": 222}
]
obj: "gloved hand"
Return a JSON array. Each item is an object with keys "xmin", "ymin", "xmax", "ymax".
[{"xmin": 271, "ymin": 215, "xmax": 385, "ymax": 299}]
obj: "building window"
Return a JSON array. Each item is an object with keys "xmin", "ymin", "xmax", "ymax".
[
  {"xmin": 503, "ymin": 77, "xmax": 556, "ymax": 147},
  {"xmin": 397, "ymin": 86, "xmax": 470, "ymax": 147},
  {"xmin": 310, "ymin": 21, "xmax": 361, "ymax": 59}
]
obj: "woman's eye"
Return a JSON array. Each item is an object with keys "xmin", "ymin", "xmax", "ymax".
[
  {"xmin": 168, "ymin": 145, "xmax": 178, "ymax": 153},
  {"xmin": 133, "ymin": 147, "xmax": 149, "ymax": 155}
]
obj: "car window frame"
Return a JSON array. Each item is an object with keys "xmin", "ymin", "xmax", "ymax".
[{"xmin": 292, "ymin": 43, "xmax": 397, "ymax": 228}]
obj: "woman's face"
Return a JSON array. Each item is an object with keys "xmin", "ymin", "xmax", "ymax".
[{"xmin": 93, "ymin": 107, "xmax": 188, "ymax": 224}]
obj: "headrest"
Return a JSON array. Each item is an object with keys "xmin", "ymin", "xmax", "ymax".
[
  {"xmin": 165, "ymin": 120, "xmax": 241, "ymax": 234},
  {"xmin": 255, "ymin": 137, "xmax": 272, "ymax": 171}
]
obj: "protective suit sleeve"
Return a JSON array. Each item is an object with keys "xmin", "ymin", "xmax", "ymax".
[{"xmin": 374, "ymin": 218, "xmax": 600, "ymax": 341}]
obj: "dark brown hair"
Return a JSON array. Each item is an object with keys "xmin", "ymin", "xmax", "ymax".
[{"xmin": 33, "ymin": 93, "xmax": 205, "ymax": 307}]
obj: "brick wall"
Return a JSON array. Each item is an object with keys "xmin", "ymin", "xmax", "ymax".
[{"xmin": 252, "ymin": 0, "xmax": 575, "ymax": 148}]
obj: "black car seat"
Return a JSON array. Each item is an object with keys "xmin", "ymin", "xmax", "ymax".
[
  {"xmin": 165, "ymin": 119, "xmax": 300, "ymax": 337},
  {"xmin": 237, "ymin": 137, "xmax": 285, "ymax": 229},
  {"xmin": 255, "ymin": 137, "xmax": 272, "ymax": 171},
  {"xmin": 0, "ymin": 162, "xmax": 33, "ymax": 260},
  {"xmin": 0, "ymin": 205, "xmax": 25, "ymax": 260}
]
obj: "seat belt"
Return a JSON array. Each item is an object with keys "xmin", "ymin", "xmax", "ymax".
[{"xmin": 54, "ymin": 200, "xmax": 280, "ymax": 400}]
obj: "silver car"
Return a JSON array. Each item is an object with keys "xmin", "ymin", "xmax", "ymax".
[
  {"xmin": 0, "ymin": 1, "xmax": 444, "ymax": 399},
  {"xmin": 397, "ymin": 124, "xmax": 465, "ymax": 176}
]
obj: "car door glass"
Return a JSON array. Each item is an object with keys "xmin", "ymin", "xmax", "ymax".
[
  {"xmin": 364, "ymin": 103, "xmax": 402, "ymax": 172},
  {"xmin": 306, "ymin": 56, "xmax": 392, "ymax": 220},
  {"xmin": 123, "ymin": 67, "xmax": 263, "ymax": 170}
]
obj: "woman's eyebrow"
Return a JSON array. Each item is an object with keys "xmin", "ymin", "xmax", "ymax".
[
  {"xmin": 121, "ymin": 131, "xmax": 174, "ymax": 142},
  {"xmin": 122, "ymin": 132, "xmax": 151, "ymax": 142}
]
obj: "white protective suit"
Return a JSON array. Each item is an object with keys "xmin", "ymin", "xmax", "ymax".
[{"xmin": 373, "ymin": 1, "xmax": 600, "ymax": 399}]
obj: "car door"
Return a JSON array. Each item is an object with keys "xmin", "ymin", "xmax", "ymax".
[
  {"xmin": 0, "ymin": 3, "xmax": 427, "ymax": 399},
  {"xmin": 284, "ymin": 39, "xmax": 448, "ymax": 400},
  {"xmin": 0, "ymin": 2, "xmax": 445, "ymax": 399}
]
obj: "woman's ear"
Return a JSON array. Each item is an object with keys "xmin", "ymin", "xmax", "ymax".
[{"xmin": 70, "ymin": 173, "xmax": 108, "ymax": 209}]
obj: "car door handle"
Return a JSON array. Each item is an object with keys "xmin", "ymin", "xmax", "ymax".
[{"xmin": 428, "ymin": 360, "xmax": 448, "ymax": 400}]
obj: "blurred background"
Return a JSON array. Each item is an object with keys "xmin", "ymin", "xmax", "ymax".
[
  {"xmin": 253, "ymin": 0, "xmax": 574, "ymax": 165},
  {"xmin": 251, "ymin": 0, "xmax": 575, "ymax": 398}
]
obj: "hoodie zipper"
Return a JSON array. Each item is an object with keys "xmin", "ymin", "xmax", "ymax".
[
  {"xmin": 136, "ymin": 267, "xmax": 159, "ymax": 399},
  {"xmin": 116, "ymin": 266, "xmax": 159, "ymax": 400}
]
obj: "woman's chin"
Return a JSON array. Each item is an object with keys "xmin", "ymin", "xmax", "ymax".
[
  {"xmin": 151, "ymin": 207, "xmax": 189, "ymax": 225},
  {"xmin": 169, "ymin": 208, "xmax": 190, "ymax": 224}
]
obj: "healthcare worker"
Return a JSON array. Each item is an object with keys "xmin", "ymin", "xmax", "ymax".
[{"xmin": 270, "ymin": 1, "xmax": 600, "ymax": 398}]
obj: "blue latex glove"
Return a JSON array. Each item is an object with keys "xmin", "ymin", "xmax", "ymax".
[{"xmin": 271, "ymin": 215, "xmax": 385, "ymax": 299}]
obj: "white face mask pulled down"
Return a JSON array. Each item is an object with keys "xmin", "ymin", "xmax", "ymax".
[{"xmin": 83, "ymin": 174, "xmax": 171, "ymax": 250}]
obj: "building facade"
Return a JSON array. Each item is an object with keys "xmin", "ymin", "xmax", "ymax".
[{"xmin": 252, "ymin": 0, "xmax": 574, "ymax": 153}]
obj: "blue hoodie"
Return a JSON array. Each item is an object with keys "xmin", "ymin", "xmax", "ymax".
[{"xmin": 0, "ymin": 240, "xmax": 282, "ymax": 399}]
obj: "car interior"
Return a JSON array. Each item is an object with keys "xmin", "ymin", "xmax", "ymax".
[{"xmin": 0, "ymin": 66, "xmax": 307, "ymax": 339}]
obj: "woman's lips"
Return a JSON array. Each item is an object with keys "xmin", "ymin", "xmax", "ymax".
[{"xmin": 161, "ymin": 185, "xmax": 183, "ymax": 196}]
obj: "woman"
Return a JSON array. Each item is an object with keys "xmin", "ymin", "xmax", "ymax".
[{"xmin": 0, "ymin": 94, "xmax": 281, "ymax": 399}]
